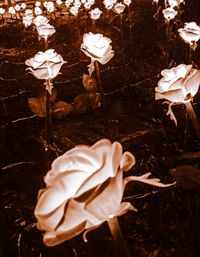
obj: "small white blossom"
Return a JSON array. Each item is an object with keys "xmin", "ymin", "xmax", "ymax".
[
  {"xmin": 35, "ymin": 6, "xmax": 43, "ymax": 15},
  {"xmin": 8, "ymin": 7, "xmax": 16, "ymax": 15},
  {"xmin": 70, "ymin": 6, "xmax": 79, "ymax": 16},
  {"xmin": 0, "ymin": 7, "xmax": 5, "ymax": 15},
  {"xmin": 21, "ymin": 3, "xmax": 27, "ymax": 9},
  {"xmin": 90, "ymin": 8, "xmax": 102, "ymax": 20}
]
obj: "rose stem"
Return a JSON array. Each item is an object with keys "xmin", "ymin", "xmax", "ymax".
[
  {"xmin": 92, "ymin": 20, "xmax": 96, "ymax": 31},
  {"xmin": 45, "ymin": 79, "xmax": 53, "ymax": 147},
  {"xmin": 120, "ymin": 14, "xmax": 123, "ymax": 39},
  {"xmin": 44, "ymin": 37, "xmax": 48, "ymax": 50},
  {"xmin": 94, "ymin": 61, "xmax": 104, "ymax": 107},
  {"xmin": 155, "ymin": 2, "xmax": 158, "ymax": 12},
  {"xmin": 188, "ymin": 46, "xmax": 193, "ymax": 64},
  {"xmin": 185, "ymin": 101, "xmax": 200, "ymax": 139},
  {"xmin": 107, "ymin": 217, "xmax": 130, "ymax": 257},
  {"xmin": 165, "ymin": 22, "xmax": 171, "ymax": 65}
]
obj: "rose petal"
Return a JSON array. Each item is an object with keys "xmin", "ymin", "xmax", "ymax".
[
  {"xmin": 43, "ymin": 220, "xmax": 87, "ymax": 246},
  {"xmin": 27, "ymin": 67, "xmax": 50, "ymax": 80},
  {"xmin": 76, "ymin": 140, "xmax": 123, "ymax": 196},
  {"xmin": 43, "ymin": 199, "xmax": 101, "ymax": 246},
  {"xmin": 85, "ymin": 171, "xmax": 123, "ymax": 221},
  {"xmin": 35, "ymin": 188, "xmax": 68, "ymax": 230},
  {"xmin": 185, "ymin": 69, "xmax": 200, "ymax": 97},
  {"xmin": 155, "ymin": 88, "xmax": 186, "ymax": 102},
  {"xmin": 120, "ymin": 151, "xmax": 135, "ymax": 171}
]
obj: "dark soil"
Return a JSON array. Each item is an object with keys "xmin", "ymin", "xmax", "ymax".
[{"xmin": 1, "ymin": 1, "xmax": 200, "ymax": 257}]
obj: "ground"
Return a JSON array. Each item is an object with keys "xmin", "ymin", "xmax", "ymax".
[{"xmin": 0, "ymin": 0, "xmax": 200, "ymax": 257}]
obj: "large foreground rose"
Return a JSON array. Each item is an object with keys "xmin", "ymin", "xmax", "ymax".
[
  {"xmin": 35, "ymin": 139, "xmax": 174, "ymax": 246},
  {"xmin": 35, "ymin": 139, "xmax": 135, "ymax": 246},
  {"xmin": 81, "ymin": 32, "xmax": 114, "ymax": 75},
  {"xmin": 155, "ymin": 64, "xmax": 200, "ymax": 124}
]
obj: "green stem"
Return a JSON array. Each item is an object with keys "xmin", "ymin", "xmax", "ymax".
[
  {"xmin": 185, "ymin": 101, "xmax": 200, "ymax": 139},
  {"xmin": 107, "ymin": 217, "xmax": 130, "ymax": 257}
]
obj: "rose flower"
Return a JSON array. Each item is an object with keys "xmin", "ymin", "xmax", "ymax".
[
  {"xmin": 163, "ymin": 7, "xmax": 177, "ymax": 22},
  {"xmin": 155, "ymin": 64, "xmax": 200, "ymax": 124},
  {"xmin": 25, "ymin": 49, "xmax": 66, "ymax": 93},
  {"xmin": 33, "ymin": 15, "xmax": 49, "ymax": 27},
  {"xmin": 155, "ymin": 64, "xmax": 200, "ymax": 103},
  {"xmin": 90, "ymin": 8, "xmax": 102, "ymax": 20},
  {"xmin": 34, "ymin": 139, "xmax": 136, "ymax": 246},
  {"xmin": 81, "ymin": 32, "xmax": 114, "ymax": 75},
  {"xmin": 36, "ymin": 23, "xmax": 56, "ymax": 40},
  {"xmin": 113, "ymin": 2, "xmax": 126, "ymax": 14},
  {"xmin": 35, "ymin": 139, "xmax": 174, "ymax": 246},
  {"xmin": 178, "ymin": 22, "xmax": 200, "ymax": 50}
]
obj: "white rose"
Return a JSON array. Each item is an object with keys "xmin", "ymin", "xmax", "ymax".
[
  {"xmin": 34, "ymin": 139, "xmax": 136, "ymax": 246},
  {"xmin": 36, "ymin": 23, "xmax": 56, "ymax": 39},
  {"xmin": 0, "ymin": 8, "xmax": 5, "ymax": 15},
  {"xmin": 56, "ymin": 0, "xmax": 63, "ymax": 5},
  {"xmin": 34, "ymin": 7, "xmax": 43, "ymax": 15},
  {"xmin": 25, "ymin": 49, "xmax": 66, "ymax": 81},
  {"xmin": 8, "ymin": 7, "xmax": 16, "ymax": 15},
  {"xmin": 103, "ymin": 0, "xmax": 113, "ymax": 9},
  {"xmin": 155, "ymin": 64, "xmax": 200, "ymax": 103},
  {"xmin": 90, "ymin": 8, "xmax": 102, "ymax": 20},
  {"xmin": 178, "ymin": 22, "xmax": 200, "ymax": 48},
  {"xmin": 113, "ymin": 2, "xmax": 126, "ymax": 14},
  {"xmin": 34, "ymin": 15, "xmax": 49, "ymax": 27},
  {"xmin": 23, "ymin": 15, "xmax": 33, "ymax": 27},
  {"xmin": 84, "ymin": 2, "xmax": 92, "ymax": 9},
  {"xmin": 15, "ymin": 4, "xmax": 21, "ymax": 11},
  {"xmin": 74, "ymin": 0, "xmax": 81, "ymax": 8},
  {"xmin": 46, "ymin": 2, "xmax": 55, "ymax": 12},
  {"xmin": 65, "ymin": 0, "xmax": 72, "ymax": 7},
  {"xmin": 35, "ymin": 1, "xmax": 41, "ymax": 7},
  {"xmin": 123, "ymin": 0, "xmax": 131, "ymax": 6},
  {"xmin": 21, "ymin": 3, "xmax": 27, "ymax": 9},
  {"xmin": 81, "ymin": 32, "xmax": 114, "ymax": 75},
  {"xmin": 168, "ymin": 0, "xmax": 184, "ymax": 8},
  {"xmin": 163, "ymin": 7, "xmax": 177, "ymax": 21},
  {"xmin": 25, "ymin": 9, "xmax": 33, "ymax": 15},
  {"xmin": 70, "ymin": 6, "xmax": 79, "ymax": 16}
]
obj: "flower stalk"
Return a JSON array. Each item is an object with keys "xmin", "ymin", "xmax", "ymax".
[
  {"xmin": 45, "ymin": 79, "xmax": 53, "ymax": 147},
  {"xmin": 188, "ymin": 46, "xmax": 193, "ymax": 64},
  {"xmin": 185, "ymin": 101, "xmax": 200, "ymax": 139},
  {"xmin": 94, "ymin": 60, "xmax": 104, "ymax": 106},
  {"xmin": 107, "ymin": 217, "xmax": 130, "ymax": 257},
  {"xmin": 120, "ymin": 14, "xmax": 123, "ymax": 38},
  {"xmin": 44, "ymin": 37, "xmax": 48, "ymax": 50}
]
